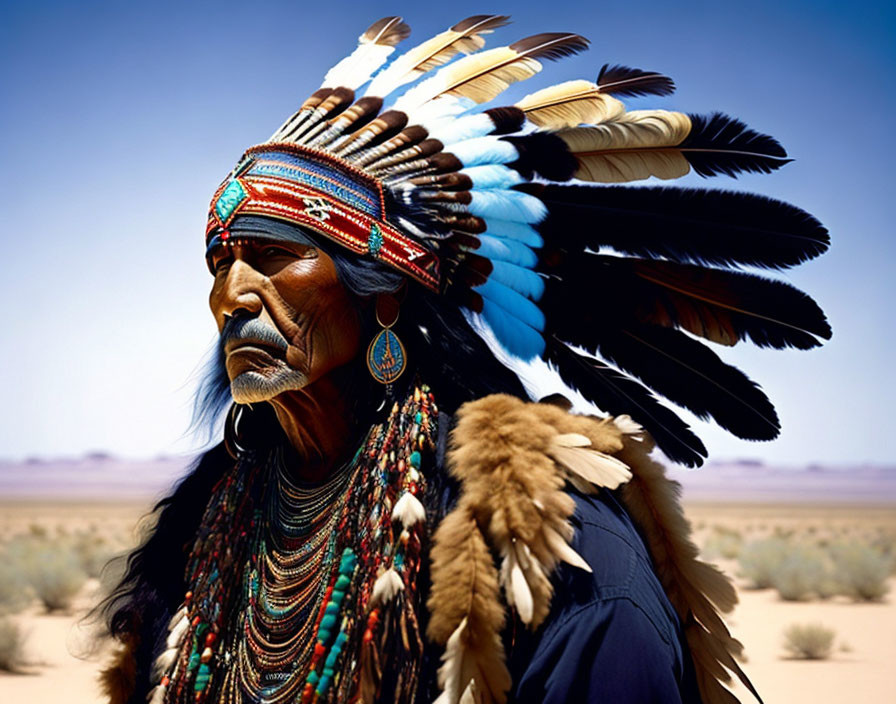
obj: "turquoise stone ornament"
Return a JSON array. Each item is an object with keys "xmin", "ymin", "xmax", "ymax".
[
  {"xmin": 214, "ymin": 179, "xmax": 248, "ymax": 225},
  {"xmin": 367, "ymin": 327, "xmax": 407, "ymax": 385},
  {"xmin": 368, "ymin": 222, "xmax": 383, "ymax": 256}
]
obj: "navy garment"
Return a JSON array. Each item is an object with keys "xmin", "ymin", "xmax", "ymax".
[{"xmin": 509, "ymin": 490, "xmax": 703, "ymax": 704}]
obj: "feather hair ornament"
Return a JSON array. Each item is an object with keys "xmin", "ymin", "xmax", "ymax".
[{"xmin": 516, "ymin": 79, "xmax": 626, "ymax": 128}]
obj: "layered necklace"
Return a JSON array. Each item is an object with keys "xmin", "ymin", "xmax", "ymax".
[{"xmin": 152, "ymin": 384, "xmax": 438, "ymax": 704}]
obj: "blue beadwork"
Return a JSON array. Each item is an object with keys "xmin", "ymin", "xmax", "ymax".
[
  {"xmin": 215, "ymin": 179, "xmax": 248, "ymax": 224},
  {"xmin": 247, "ymin": 150, "xmax": 380, "ymax": 217}
]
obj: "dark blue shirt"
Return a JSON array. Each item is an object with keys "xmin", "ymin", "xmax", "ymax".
[{"xmin": 509, "ymin": 489, "xmax": 702, "ymax": 703}]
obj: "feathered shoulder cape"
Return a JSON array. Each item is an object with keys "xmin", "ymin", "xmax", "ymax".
[{"xmin": 102, "ymin": 394, "xmax": 755, "ymax": 704}]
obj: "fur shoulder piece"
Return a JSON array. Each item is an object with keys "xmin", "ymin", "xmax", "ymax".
[
  {"xmin": 100, "ymin": 636, "xmax": 138, "ymax": 704},
  {"xmin": 427, "ymin": 394, "xmax": 636, "ymax": 704},
  {"xmin": 427, "ymin": 393, "xmax": 759, "ymax": 704}
]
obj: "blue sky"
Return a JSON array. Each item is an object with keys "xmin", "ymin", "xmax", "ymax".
[{"xmin": 0, "ymin": 0, "xmax": 894, "ymax": 464}]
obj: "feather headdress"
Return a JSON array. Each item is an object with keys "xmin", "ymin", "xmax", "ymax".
[{"xmin": 206, "ymin": 15, "xmax": 830, "ymax": 469}]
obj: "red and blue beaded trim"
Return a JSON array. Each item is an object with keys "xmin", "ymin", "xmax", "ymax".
[{"xmin": 206, "ymin": 143, "xmax": 440, "ymax": 292}]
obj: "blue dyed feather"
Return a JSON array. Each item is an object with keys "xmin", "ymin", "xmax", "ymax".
[
  {"xmin": 483, "ymin": 219, "xmax": 544, "ymax": 247},
  {"xmin": 462, "ymin": 165, "xmax": 524, "ymax": 190},
  {"xmin": 469, "ymin": 190, "xmax": 547, "ymax": 224},
  {"xmin": 448, "ymin": 137, "xmax": 519, "ymax": 167},
  {"xmin": 474, "ymin": 278, "xmax": 546, "ymax": 330},
  {"xmin": 488, "ymin": 260, "xmax": 545, "ymax": 301},
  {"xmin": 474, "ymin": 235, "xmax": 538, "ymax": 267},
  {"xmin": 478, "ymin": 299, "xmax": 546, "ymax": 360}
]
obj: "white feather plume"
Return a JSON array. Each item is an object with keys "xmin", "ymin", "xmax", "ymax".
[
  {"xmin": 371, "ymin": 567, "xmax": 405, "ymax": 606},
  {"xmin": 448, "ymin": 136, "xmax": 519, "ymax": 167},
  {"xmin": 391, "ymin": 491, "xmax": 426, "ymax": 527},
  {"xmin": 462, "ymin": 165, "xmax": 525, "ymax": 190},
  {"xmin": 321, "ymin": 17, "xmax": 409, "ymax": 90},
  {"xmin": 166, "ymin": 613, "xmax": 189, "ymax": 650},
  {"xmin": 468, "ymin": 190, "xmax": 547, "ymax": 224}
]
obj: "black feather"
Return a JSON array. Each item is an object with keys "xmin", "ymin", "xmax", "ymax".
[
  {"xmin": 544, "ymin": 253, "xmax": 831, "ymax": 349},
  {"xmin": 530, "ymin": 184, "xmax": 829, "ymax": 270},
  {"xmin": 547, "ymin": 337, "xmax": 708, "ymax": 467},
  {"xmin": 503, "ymin": 133, "xmax": 577, "ymax": 181},
  {"xmin": 597, "ymin": 64, "xmax": 675, "ymax": 97},
  {"xmin": 587, "ymin": 324, "xmax": 780, "ymax": 440},
  {"xmin": 680, "ymin": 112, "xmax": 792, "ymax": 178},
  {"xmin": 509, "ymin": 33, "xmax": 590, "ymax": 61},
  {"xmin": 484, "ymin": 106, "xmax": 526, "ymax": 135}
]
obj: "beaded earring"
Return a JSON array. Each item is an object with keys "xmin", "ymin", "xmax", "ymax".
[{"xmin": 366, "ymin": 294, "xmax": 407, "ymax": 385}]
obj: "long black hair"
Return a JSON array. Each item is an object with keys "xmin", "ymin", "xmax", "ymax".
[{"xmin": 100, "ymin": 216, "xmax": 530, "ymax": 702}]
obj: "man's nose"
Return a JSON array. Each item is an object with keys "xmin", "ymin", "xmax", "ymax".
[{"xmin": 219, "ymin": 259, "xmax": 264, "ymax": 319}]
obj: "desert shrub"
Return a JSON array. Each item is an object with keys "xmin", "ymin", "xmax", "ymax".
[
  {"xmin": 0, "ymin": 549, "xmax": 28, "ymax": 614},
  {"xmin": 71, "ymin": 529, "xmax": 116, "ymax": 579},
  {"xmin": 0, "ymin": 616, "xmax": 26, "ymax": 671},
  {"xmin": 739, "ymin": 537, "xmax": 789, "ymax": 589},
  {"xmin": 772, "ymin": 544, "xmax": 830, "ymax": 601},
  {"xmin": 7, "ymin": 535, "xmax": 87, "ymax": 611},
  {"xmin": 783, "ymin": 622, "xmax": 835, "ymax": 660},
  {"xmin": 703, "ymin": 526, "xmax": 743, "ymax": 560},
  {"xmin": 829, "ymin": 542, "xmax": 892, "ymax": 602}
]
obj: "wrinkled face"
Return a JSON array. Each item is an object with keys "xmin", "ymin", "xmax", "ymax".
[{"xmin": 208, "ymin": 237, "xmax": 361, "ymax": 403}]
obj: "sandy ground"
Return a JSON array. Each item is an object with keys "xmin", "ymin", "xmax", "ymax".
[{"xmin": 1, "ymin": 500, "xmax": 894, "ymax": 703}]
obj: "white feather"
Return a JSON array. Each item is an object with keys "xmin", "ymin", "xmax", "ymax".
[
  {"xmin": 167, "ymin": 605, "xmax": 187, "ymax": 632},
  {"xmin": 148, "ymin": 685, "xmax": 166, "ymax": 704},
  {"xmin": 166, "ymin": 614, "xmax": 189, "ymax": 650},
  {"xmin": 391, "ymin": 491, "xmax": 426, "ymax": 527},
  {"xmin": 429, "ymin": 112, "xmax": 498, "ymax": 144},
  {"xmin": 371, "ymin": 567, "xmax": 404, "ymax": 605},
  {"xmin": 614, "ymin": 414, "xmax": 645, "ymax": 439},
  {"xmin": 509, "ymin": 554, "xmax": 534, "ymax": 624},
  {"xmin": 434, "ymin": 618, "xmax": 468, "ymax": 704},
  {"xmin": 403, "ymin": 95, "xmax": 475, "ymax": 133},
  {"xmin": 151, "ymin": 647, "xmax": 177, "ymax": 683},
  {"xmin": 549, "ymin": 445, "xmax": 633, "ymax": 490},
  {"xmin": 552, "ymin": 432, "xmax": 591, "ymax": 448},
  {"xmin": 543, "ymin": 524, "xmax": 592, "ymax": 573},
  {"xmin": 447, "ymin": 136, "xmax": 519, "ymax": 167},
  {"xmin": 462, "ymin": 165, "xmax": 524, "ymax": 190},
  {"xmin": 469, "ymin": 190, "xmax": 547, "ymax": 224}
]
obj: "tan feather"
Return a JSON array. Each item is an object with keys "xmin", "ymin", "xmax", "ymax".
[
  {"xmin": 396, "ymin": 33, "xmax": 588, "ymax": 112},
  {"xmin": 548, "ymin": 444, "xmax": 633, "ymax": 490},
  {"xmin": 428, "ymin": 508, "xmax": 511, "ymax": 704},
  {"xmin": 516, "ymin": 79, "xmax": 625, "ymax": 128},
  {"xmin": 618, "ymin": 437, "xmax": 760, "ymax": 703},
  {"xmin": 558, "ymin": 109, "xmax": 694, "ymax": 182},
  {"xmin": 366, "ymin": 15, "xmax": 510, "ymax": 98},
  {"xmin": 543, "ymin": 524, "xmax": 592, "ymax": 573}
]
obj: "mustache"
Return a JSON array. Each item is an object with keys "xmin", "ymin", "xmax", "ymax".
[{"xmin": 220, "ymin": 316, "xmax": 289, "ymax": 354}]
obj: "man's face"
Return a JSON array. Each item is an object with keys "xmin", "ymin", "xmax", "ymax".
[{"xmin": 207, "ymin": 237, "xmax": 361, "ymax": 404}]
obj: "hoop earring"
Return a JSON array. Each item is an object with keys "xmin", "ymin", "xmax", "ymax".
[{"xmin": 367, "ymin": 295, "xmax": 407, "ymax": 385}]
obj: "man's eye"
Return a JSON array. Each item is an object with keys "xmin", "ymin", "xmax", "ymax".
[
  {"xmin": 212, "ymin": 256, "xmax": 232, "ymax": 273},
  {"xmin": 262, "ymin": 246, "xmax": 289, "ymax": 258}
]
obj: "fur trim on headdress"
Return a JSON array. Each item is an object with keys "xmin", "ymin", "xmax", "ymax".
[
  {"xmin": 100, "ymin": 636, "xmax": 138, "ymax": 704},
  {"xmin": 427, "ymin": 393, "xmax": 758, "ymax": 704}
]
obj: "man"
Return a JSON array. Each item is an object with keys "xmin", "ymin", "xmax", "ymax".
[{"xmin": 101, "ymin": 15, "xmax": 828, "ymax": 704}]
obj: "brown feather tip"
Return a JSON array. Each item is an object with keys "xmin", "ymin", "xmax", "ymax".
[
  {"xmin": 300, "ymin": 88, "xmax": 334, "ymax": 111},
  {"xmin": 442, "ymin": 214, "xmax": 486, "ymax": 233},
  {"xmin": 509, "ymin": 33, "xmax": 590, "ymax": 61},
  {"xmin": 537, "ymin": 393, "xmax": 574, "ymax": 410},
  {"xmin": 410, "ymin": 172, "xmax": 473, "ymax": 191},
  {"xmin": 427, "ymin": 153, "xmax": 463, "ymax": 174},
  {"xmin": 319, "ymin": 87, "xmax": 355, "ymax": 117},
  {"xmin": 451, "ymin": 14, "xmax": 512, "ymax": 34},
  {"xmin": 363, "ymin": 16, "xmax": 411, "ymax": 46},
  {"xmin": 485, "ymin": 106, "xmax": 526, "ymax": 134}
]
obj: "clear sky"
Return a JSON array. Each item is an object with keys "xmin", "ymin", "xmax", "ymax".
[{"xmin": 0, "ymin": 0, "xmax": 893, "ymax": 465}]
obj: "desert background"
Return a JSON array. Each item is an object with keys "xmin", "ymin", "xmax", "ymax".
[{"xmin": 1, "ymin": 457, "xmax": 894, "ymax": 703}]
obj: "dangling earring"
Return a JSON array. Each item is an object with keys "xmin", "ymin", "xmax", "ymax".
[{"xmin": 367, "ymin": 294, "xmax": 407, "ymax": 385}]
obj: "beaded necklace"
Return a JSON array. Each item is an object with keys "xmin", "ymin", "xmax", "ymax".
[{"xmin": 154, "ymin": 384, "xmax": 438, "ymax": 704}]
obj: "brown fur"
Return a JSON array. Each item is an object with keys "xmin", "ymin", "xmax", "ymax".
[
  {"xmin": 99, "ymin": 637, "xmax": 138, "ymax": 704},
  {"xmin": 617, "ymin": 436, "xmax": 758, "ymax": 704}
]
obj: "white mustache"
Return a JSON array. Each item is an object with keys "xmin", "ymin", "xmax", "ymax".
[{"xmin": 220, "ymin": 317, "xmax": 289, "ymax": 353}]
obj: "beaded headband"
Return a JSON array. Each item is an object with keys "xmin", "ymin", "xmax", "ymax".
[{"xmin": 205, "ymin": 143, "xmax": 441, "ymax": 291}]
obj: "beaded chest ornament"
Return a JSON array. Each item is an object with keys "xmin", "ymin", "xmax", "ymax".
[{"xmin": 149, "ymin": 385, "xmax": 438, "ymax": 704}]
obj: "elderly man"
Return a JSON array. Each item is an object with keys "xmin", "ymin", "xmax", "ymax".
[{"xmin": 100, "ymin": 15, "xmax": 827, "ymax": 704}]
